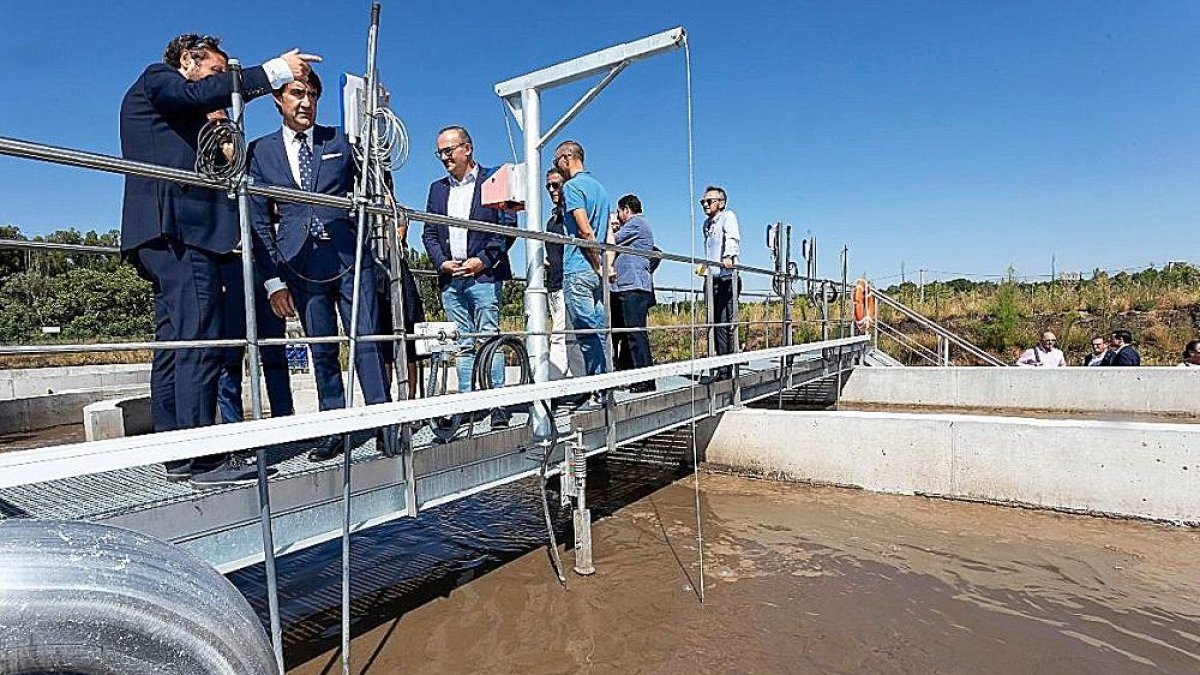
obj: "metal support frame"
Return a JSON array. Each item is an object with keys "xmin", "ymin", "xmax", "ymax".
[{"xmin": 497, "ymin": 26, "xmax": 684, "ymax": 579}]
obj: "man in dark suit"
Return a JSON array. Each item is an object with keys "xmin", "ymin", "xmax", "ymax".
[
  {"xmin": 1101, "ymin": 329, "xmax": 1142, "ymax": 366},
  {"xmin": 119, "ymin": 33, "xmax": 317, "ymax": 486},
  {"xmin": 247, "ymin": 70, "xmax": 391, "ymax": 462},
  {"xmin": 422, "ymin": 126, "xmax": 517, "ymax": 428}
]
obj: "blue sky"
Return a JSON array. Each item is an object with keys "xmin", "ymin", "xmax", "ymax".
[{"xmin": 1, "ymin": 0, "xmax": 1196, "ymax": 291}]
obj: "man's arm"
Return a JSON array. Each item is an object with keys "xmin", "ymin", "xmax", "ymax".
[
  {"xmin": 721, "ymin": 211, "xmax": 741, "ymax": 269},
  {"xmin": 144, "ymin": 51, "xmax": 318, "ymax": 115},
  {"xmin": 571, "ymin": 208, "xmax": 602, "ymax": 272},
  {"xmin": 422, "ymin": 186, "xmax": 454, "ymax": 273},
  {"xmin": 246, "ymin": 145, "xmax": 294, "ymax": 318}
]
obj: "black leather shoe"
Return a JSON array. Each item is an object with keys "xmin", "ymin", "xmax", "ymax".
[
  {"xmin": 308, "ymin": 435, "xmax": 346, "ymax": 462},
  {"xmin": 629, "ymin": 381, "xmax": 657, "ymax": 394}
]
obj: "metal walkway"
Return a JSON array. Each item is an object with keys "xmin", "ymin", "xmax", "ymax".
[{"xmin": 0, "ymin": 339, "xmax": 866, "ymax": 573}]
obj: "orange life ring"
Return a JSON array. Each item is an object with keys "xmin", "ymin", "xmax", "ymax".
[{"xmin": 852, "ymin": 279, "xmax": 876, "ymax": 331}]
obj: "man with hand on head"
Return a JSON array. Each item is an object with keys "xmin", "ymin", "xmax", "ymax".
[
  {"xmin": 120, "ymin": 33, "xmax": 318, "ymax": 487},
  {"xmin": 422, "ymin": 126, "xmax": 517, "ymax": 429},
  {"xmin": 247, "ymin": 69, "xmax": 393, "ymax": 463}
]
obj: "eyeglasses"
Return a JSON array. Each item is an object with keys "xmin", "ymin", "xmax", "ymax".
[
  {"xmin": 435, "ymin": 142, "xmax": 466, "ymax": 159},
  {"xmin": 553, "ymin": 153, "xmax": 572, "ymax": 166},
  {"xmin": 699, "ymin": 198, "xmax": 723, "ymax": 206}
]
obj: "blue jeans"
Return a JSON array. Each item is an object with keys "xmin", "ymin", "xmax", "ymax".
[
  {"xmin": 563, "ymin": 270, "xmax": 608, "ymax": 376},
  {"xmin": 441, "ymin": 277, "xmax": 504, "ymax": 393}
]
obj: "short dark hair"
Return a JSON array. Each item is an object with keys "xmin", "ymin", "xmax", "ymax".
[
  {"xmin": 556, "ymin": 140, "xmax": 584, "ymax": 162},
  {"xmin": 617, "ymin": 194, "xmax": 642, "ymax": 214},
  {"xmin": 438, "ymin": 125, "xmax": 473, "ymax": 146},
  {"xmin": 546, "ymin": 167, "xmax": 567, "ymax": 180},
  {"xmin": 163, "ymin": 33, "xmax": 227, "ymax": 69},
  {"xmin": 1184, "ymin": 339, "xmax": 1200, "ymax": 357},
  {"xmin": 1112, "ymin": 329, "xmax": 1134, "ymax": 344},
  {"xmin": 275, "ymin": 69, "xmax": 322, "ymax": 98},
  {"xmin": 703, "ymin": 185, "xmax": 727, "ymax": 201}
]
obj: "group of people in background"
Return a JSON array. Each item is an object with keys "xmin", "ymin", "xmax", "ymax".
[
  {"xmin": 121, "ymin": 33, "xmax": 738, "ymax": 486},
  {"xmin": 1015, "ymin": 329, "xmax": 1197, "ymax": 367}
]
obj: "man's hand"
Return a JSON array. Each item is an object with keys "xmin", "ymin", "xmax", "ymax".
[
  {"xmin": 279, "ymin": 48, "xmax": 323, "ymax": 81},
  {"xmin": 455, "ymin": 258, "xmax": 485, "ymax": 277},
  {"xmin": 269, "ymin": 288, "xmax": 296, "ymax": 319},
  {"xmin": 722, "ymin": 257, "xmax": 735, "ymax": 270},
  {"xmin": 441, "ymin": 260, "xmax": 462, "ymax": 274}
]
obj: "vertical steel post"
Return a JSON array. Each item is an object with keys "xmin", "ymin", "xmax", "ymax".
[
  {"xmin": 341, "ymin": 5, "xmax": 382, "ymax": 673},
  {"xmin": 841, "ymin": 244, "xmax": 849, "ymax": 338},
  {"xmin": 600, "ymin": 234, "xmax": 615, "ymax": 452},
  {"xmin": 230, "ymin": 60, "xmax": 282, "ymax": 673},
  {"xmin": 519, "ymin": 87, "xmax": 552, "ymax": 443},
  {"xmin": 704, "ymin": 271, "xmax": 716, "ymax": 416},
  {"xmin": 778, "ymin": 225, "xmax": 793, "ymax": 407},
  {"xmin": 385, "ymin": 215, "xmax": 417, "ymax": 517},
  {"xmin": 730, "ymin": 267, "xmax": 742, "ymax": 407}
]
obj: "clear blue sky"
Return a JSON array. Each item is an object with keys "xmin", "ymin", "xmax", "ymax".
[{"xmin": 1, "ymin": 0, "xmax": 1196, "ymax": 291}]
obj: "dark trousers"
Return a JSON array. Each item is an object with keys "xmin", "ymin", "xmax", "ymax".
[
  {"xmin": 712, "ymin": 276, "xmax": 735, "ymax": 357},
  {"xmin": 217, "ymin": 257, "xmax": 294, "ymax": 422},
  {"xmin": 289, "ymin": 256, "xmax": 390, "ymax": 411},
  {"xmin": 612, "ymin": 289, "xmax": 655, "ymax": 371},
  {"xmin": 134, "ymin": 241, "xmax": 227, "ymax": 472}
]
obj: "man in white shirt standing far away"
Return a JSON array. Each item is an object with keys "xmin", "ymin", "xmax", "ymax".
[
  {"xmin": 1016, "ymin": 331, "xmax": 1067, "ymax": 367},
  {"xmin": 700, "ymin": 185, "xmax": 741, "ymax": 384}
]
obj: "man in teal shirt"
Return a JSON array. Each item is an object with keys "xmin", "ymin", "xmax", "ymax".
[{"xmin": 554, "ymin": 140, "xmax": 610, "ymax": 410}]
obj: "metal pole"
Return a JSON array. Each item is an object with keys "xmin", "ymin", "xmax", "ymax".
[
  {"xmin": 920, "ymin": 268, "xmax": 926, "ymax": 304},
  {"xmin": 730, "ymin": 267, "xmax": 742, "ymax": 407},
  {"xmin": 520, "ymin": 87, "xmax": 552, "ymax": 443},
  {"xmin": 840, "ymin": 245, "xmax": 849, "ymax": 338},
  {"xmin": 385, "ymin": 215, "xmax": 417, "ymax": 517},
  {"xmin": 341, "ymin": 4, "xmax": 382, "ymax": 673},
  {"xmin": 778, "ymin": 225, "xmax": 793, "ymax": 408},
  {"xmin": 230, "ymin": 60, "xmax": 283, "ymax": 673}
]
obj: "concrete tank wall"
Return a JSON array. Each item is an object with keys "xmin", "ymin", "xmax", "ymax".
[
  {"xmin": 0, "ymin": 364, "xmax": 151, "ymax": 400},
  {"xmin": 840, "ymin": 367, "xmax": 1199, "ymax": 416},
  {"xmin": 705, "ymin": 409, "xmax": 1199, "ymax": 523}
]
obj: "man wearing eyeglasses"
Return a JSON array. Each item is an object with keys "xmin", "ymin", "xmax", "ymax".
[
  {"xmin": 1084, "ymin": 337, "xmax": 1108, "ymax": 366},
  {"xmin": 120, "ymin": 33, "xmax": 319, "ymax": 486},
  {"xmin": 422, "ymin": 126, "xmax": 517, "ymax": 428},
  {"xmin": 553, "ymin": 140, "xmax": 611, "ymax": 412},
  {"xmin": 700, "ymin": 185, "xmax": 741, "ymax": 382},
  {"xmin": 1016, "ymin": 331, "xmax": 1066, "ymax": 367}
]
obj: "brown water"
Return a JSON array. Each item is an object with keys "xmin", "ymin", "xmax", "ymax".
[{"xmin": 267, "ymin": 461, "xmax": 1200, "ymax": 675}]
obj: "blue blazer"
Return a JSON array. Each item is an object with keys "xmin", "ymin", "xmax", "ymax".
[
  {"xmin": 119, "ymin": 63, "xmax": 272, "ymax": 255},
  {"xmin": 422, "ymin": 166, "xmax": 517, "ymax": 290},
  {"xmin": 246, "ymin": 125, "xmax": 363, "ymax": 281},
  {"xmin": 1101, "ymin": 346, "xmax": 1141, "ymax": 366}
]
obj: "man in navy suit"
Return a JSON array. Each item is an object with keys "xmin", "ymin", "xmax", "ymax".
[
  {"xmin": 1101, "ymin": 329, "xmax": 1142, "ymax": 366},
  {"xmin": 119, "ymin": 33, "xmax": 317, "ymax": 486},
  {"xmin": 422, "ymin": 126, "xmax": 517, "ymax": 428},
  {"xmin": 247, "ymin": 70, "xmax": 391, "ymax": 462}
]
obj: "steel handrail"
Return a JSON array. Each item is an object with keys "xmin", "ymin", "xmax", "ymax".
[{"xmin": 872, "ymin": 289, "xmax": 1006, "ymax": 366}]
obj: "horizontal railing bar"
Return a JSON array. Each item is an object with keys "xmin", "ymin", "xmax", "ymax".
[
  {"xmin": 0, "ymin": 135, "xmax": 832, "ymax": 280},
  {"xmin": 0, "ymin": 336, "xmax": 868, "ymax": 488}
]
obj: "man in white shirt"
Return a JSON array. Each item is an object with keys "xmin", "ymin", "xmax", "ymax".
[
  {"xmin": 421, "ymin": 126, "xmax": 517, "ymax": 427},
  {"xmin": 700, "ymin": 185, "xmax": 741, "ymax": 383},
  {"xmin": 1016, "ymin": 331, "xmax": 1067, "ymax": 367}
]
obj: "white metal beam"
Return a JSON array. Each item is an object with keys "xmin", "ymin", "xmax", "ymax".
[
  {"xmin": 538, "ymin": 62, "xmax": 628, "ymax": 150},
  {"xmin": 494, "ymin": 27, "xmax": 685, "ymax": 98},
  {"xmin": 0, "ymin": 338, "xmax": 866, "ymax": 489}
]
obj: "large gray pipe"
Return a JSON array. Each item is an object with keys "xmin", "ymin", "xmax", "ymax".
[{"xmin": 0, "ymin": 520, "xmax": 277, "ymax": 675}]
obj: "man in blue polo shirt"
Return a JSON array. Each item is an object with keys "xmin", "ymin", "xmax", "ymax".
[{"xmin": 553, "ymin": 140, "xmax": 610, "ymax": 410}]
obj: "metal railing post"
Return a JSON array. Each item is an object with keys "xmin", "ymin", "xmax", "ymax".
[
  {"xmin": 230, "ymin": 59, "xmax": 282, "ymax": 673},
  {"xmin": 384, "ymin": 215, "xmax": 417, "ymax": 517},
  {"xmin": 730, "ymin": 267, "xmax": 742, "ymax": 407}
]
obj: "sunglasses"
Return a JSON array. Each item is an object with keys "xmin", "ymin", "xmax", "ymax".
[
  {"xmin": 699, "ymin": 198, "xmax": 723, "ymax": 206},
  {"xmin": 545, "ymin": 182, "xmax": 563, "ymax": 190}
]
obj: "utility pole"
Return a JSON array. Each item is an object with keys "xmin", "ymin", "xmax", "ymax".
[{"xmin": 919, "ymin": 268, "xmax": 926, "ymax": 304}]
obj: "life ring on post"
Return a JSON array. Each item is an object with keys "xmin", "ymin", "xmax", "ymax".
[{"xmin": 852, "ymin": 278, "xmax": 876, "ymax": 331}]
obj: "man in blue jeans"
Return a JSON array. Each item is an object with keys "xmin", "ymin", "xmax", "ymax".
[
  {"xmin": 423, "ymin": 126, "xmax": 516, "ymax": 427},
  {"xmin": 553, "ymin": 140, "xmax": 610, "ymax": 411}
]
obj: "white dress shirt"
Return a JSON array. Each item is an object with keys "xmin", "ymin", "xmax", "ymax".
[{"xmin": 446, "ymin": 163, "xmax": 478, "ymax": 261}]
